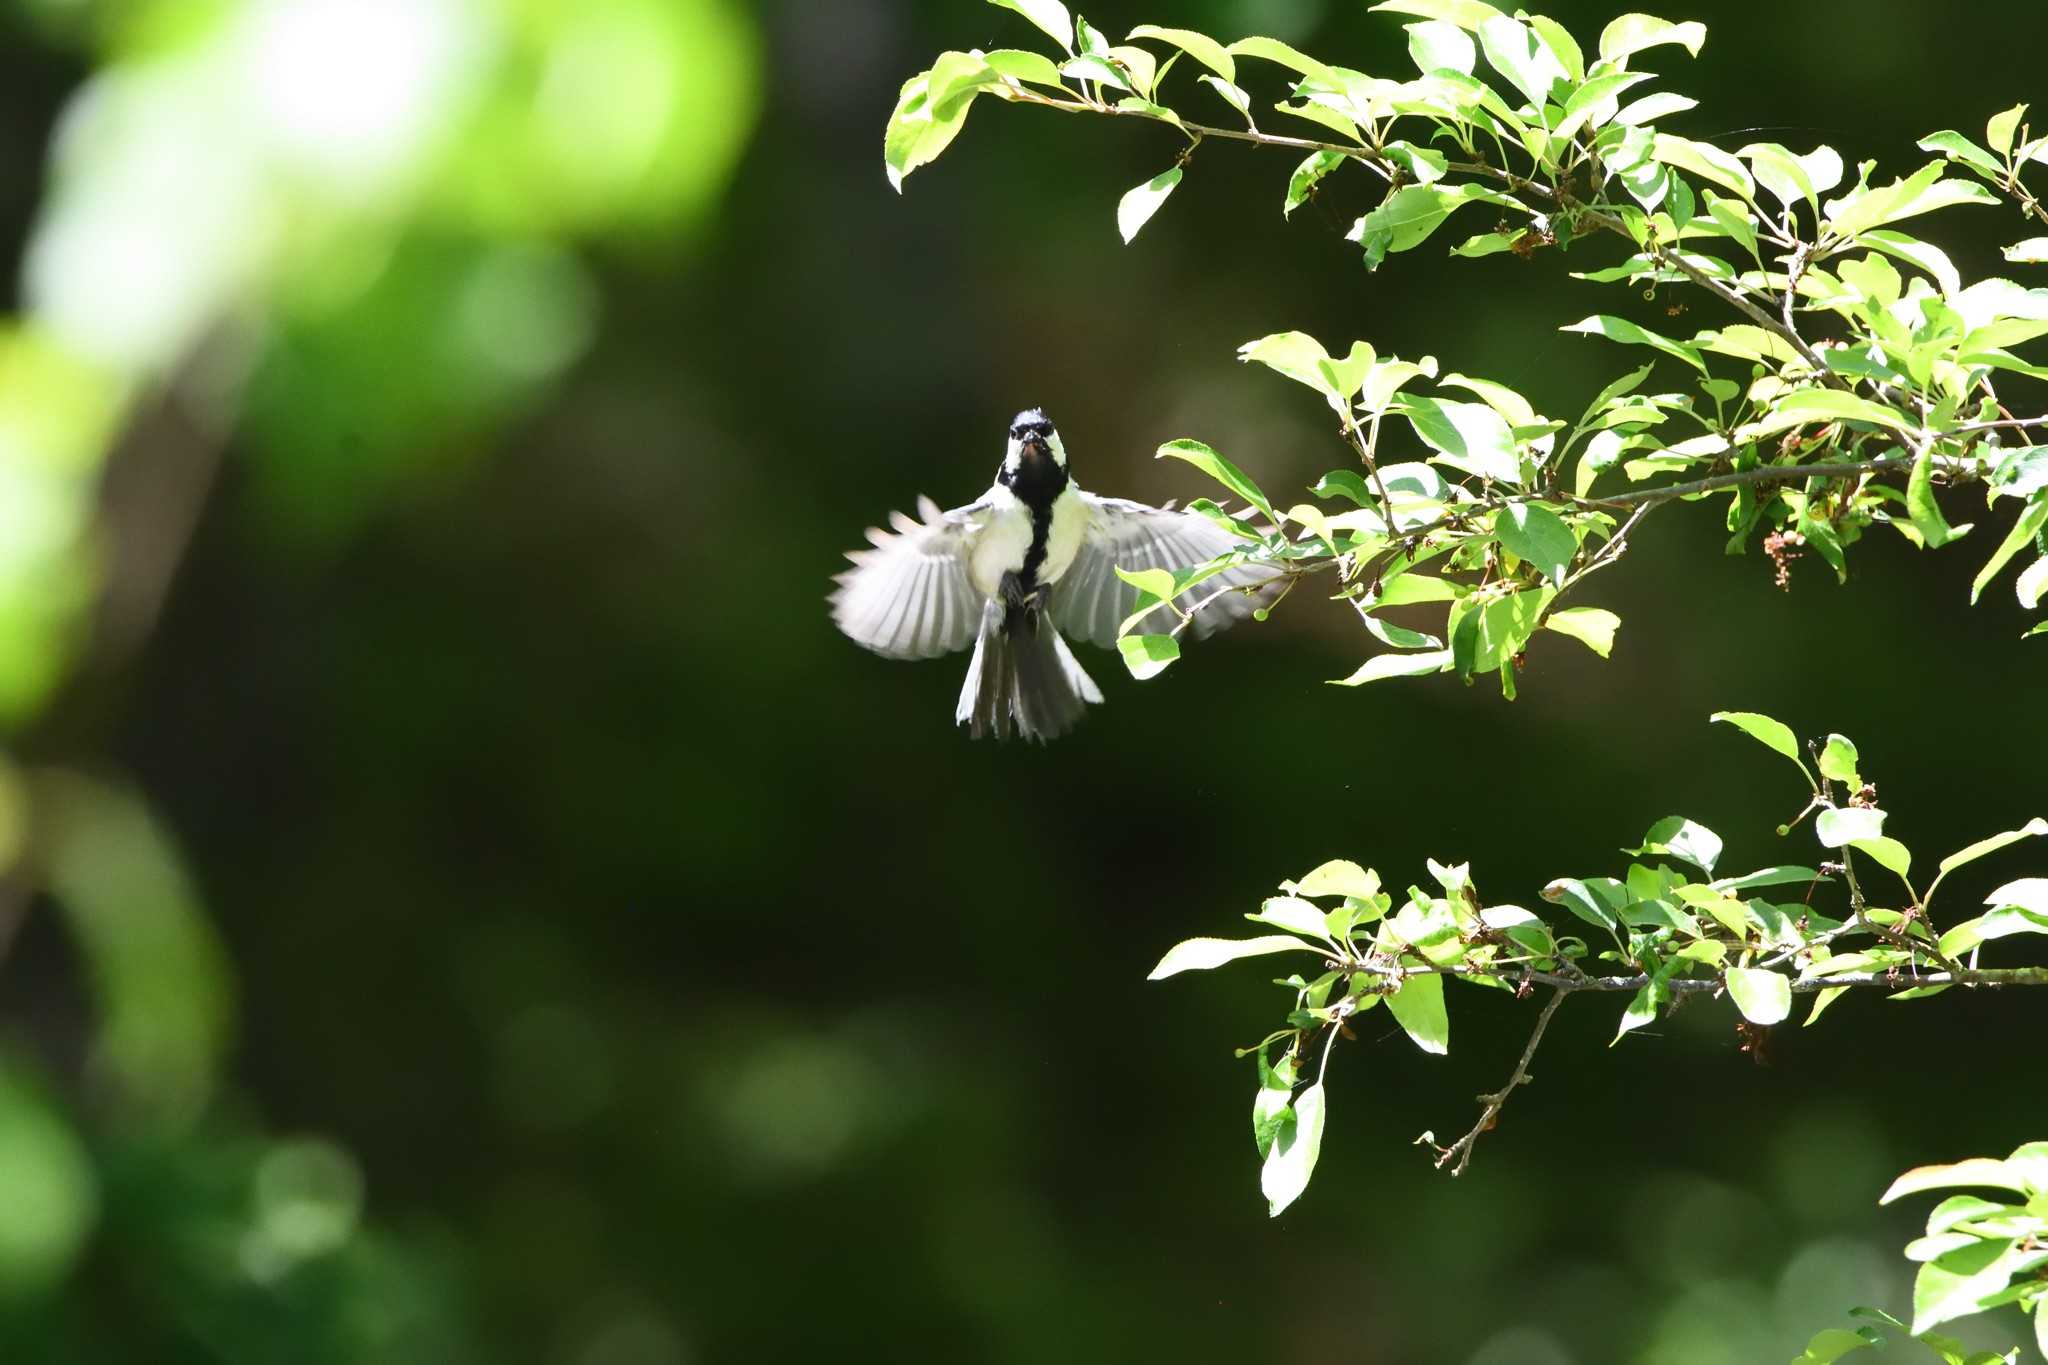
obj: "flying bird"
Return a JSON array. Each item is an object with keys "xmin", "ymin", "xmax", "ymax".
[{"xmin": 830, "ymin": 409, "xmax": 1273, "ymax": 741}]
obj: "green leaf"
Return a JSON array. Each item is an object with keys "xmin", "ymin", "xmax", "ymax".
[
  {"xmin": 0, "ymin": 1063, "xmax": 97, "ymax": 1299},
  {"xmin": 44, "ymin": 778, "xmax": 232, "ymax": 1119},
  {"xmin": 981, "ymin": 49, "xmax": 1067, "ymax": 87},
  {"xmin": 1817, "ymin": 734, "xmax": 1860, "ymax": 786},
  {"xmin": 1117, "ymin": 166, "xmax": 1182, "ymax": 243},
  {"xmin": 1148, "ymin": 934, "xmax": 1322, "ymax": 979},
  {"xmin": 1227, "ymin": 35, "xmax": 1335, "ymax": 82},
  {"xmin": 1938, "ymin": 906, "xmax": 2048, "ymax": 958},
  {"xmin": 1851, "ymin": 837, "xmax": 1913, "ymax": 882},
  {"xmin": 1828, "ymin": 162, "xmax": 1997, "ymax": 238},
  {"xmin": 1918, "ymin": 130, "xmax": 2003, "ymax": 179},
  {"xmin": 1118, "ymin": 632, "xmax": 1180, "ymax": 680},
  {"xmin": 1543, "ymin": 876, "xmax": 1626, "ymax": 934},
  {"xmin": 1404, "ymin": 18, "xmax": 1476, "ymax": 74},
  {"xmin": 1744, "ymin": 386, "xmax": 1912, "ymax": 437},
  {"xmin": 1385, "ymin": 972, "xmax": 1449, "ymax": 1055},
  {"xmin": 1361, "ymin": 363, "xmax": 1444, "ymax": 419},
  {"xmin": 1284, "ymin": 150, "xmax": 1347, "ymax": 218},
  {"xmin": 1292, "ymin": 860, "xmax": 1381, "ymax": 901},
  {"xmin": 988, "ymin": 0, "xmax": 1074, "ymax": 51},
  {"xmin": 1239, "ymin": 331, "xmax": 1335, "ymax": 398},
  {"xmin": 1970, "ymin": 497, "xmax": 2048, "ymax": 603},
  {"xmin": 1059, "ymin": 54, "xmax": 1129, "ymax": 90},
  {"xmin": 2004, "ymin": 237, "xmax": 2048, "ymax": 264},
  {"xmin": 1725, "ymin": 967, "xmax": 1791, "ymax": 1025},
  {"xmin": 1910, "ymin": 1236, "xmax": 2045, "ymax": 1334},
  {"xmin": 1803, "ymin": 985, "xmax": 1849, "ymax": 1027},
  {"xmin": 1396, "ymin": 395, "xmax": 1521, "ymax": 483},
  {"xmin": 1987, "ymin": 102, "xmax": 2028, "ymax": 157},
  {"xmin": 883, "ymin": 67, "xmax": 982, "ymax": 192},
  {"xmin": 1251, "ymin": 896, "xmax": 1335, "ymax": 940},
  {"xmin": 1882, "ymin": 1158, "xmax": 2036, "ymax": 1204},
  {"xmin": 1615, "ymin": 91, "xmax": 1698, "ymax": 126},
  {"xmin": 1928, "ymin": 818, "xmax": 2048, "ymax": 904},
  {"xmin": 1318, "ymin": 342, "xmax": 1378, "ymax": 402},
  {"xmin": 2020, "ymin": 555, "xmax": 2048, "ymax": 608},
  {"xmin": 1630, "ymin": 815, "xmax": 1723, "ymax": 875},
  {"xmin": 1543, "ymin": 606, "xmax": 1620, "ymax": 658},
  {"xmin": 1817, "ymin": 806, "xmax": 1886, "ymax": 848},
  {"xmin": 1156, "ymin": 438, "xmax": 1273, "ymax": 518},
  {"xmin": 1614, "ymin": 977, "xmax": 1665, "ymax": 1043},
  {"xmin": 926, "ymin": 50, "xmax": 1002, "ymax": 114},
  {"xmin": 1563, "ymin": 315, "xmax": 1709, "ymax": 374},
  {"xmin": 1332, "ymin": 649, "xmax": 1454, "ymax": 686},
  {"xmin": 1710, "ymin": 711, "xmax": 1817, "ymax": 786},
  {"xmin": 1652, "ymin": 133, "xmax": 1755, "ymax": 200},
  {"xmin": 1793, "ymin": 1327, "xmax": 1878, "ymax": 1363},
  {"xmin": 1710, "ymin": 866, "xmax": 1822, "ymax": 893},
  {"xmin": 1368, "ymin": 0, "xmax": 1504, "ymax": 32},
  {"xmin": 1261, "ymin": 1082, "xmax": 1325, "ymax": 1216},
  {"xmin": 1450, "ymin": 587, "xmax": 1553, "ymax": 676},
  {"xmin": 1906, "ymin": 447, "xmax": 1967, "ymax": 548},
  {"xmin": 1495, "ymin": 503, "xmax": 1576, "ymax": 583},
  {"xmin": 1127, "ymin": 24, "xmax": 1233, "ymax": 81},
  {"xmin": 1476, "ymin": 14, "xmax": 1567, "ymax": 108},
  {"xmin": 1984, "ymin": 877, "xmax": 2048, "ymax": 916},
  {"xmin": 1197, "ymin": 74, "xmax": 1255, "ymax": 125},
  {"xmin": 1597, "ymin": 14, "xmax": 1708, "ymax": 65},
  {"xmin": 1740, "ymin": 141, "xmax": 1820, "ymax": 218},
  {"xmin": 1349, "ymin": 184, "xmax": 1513, "ymax": 267}
]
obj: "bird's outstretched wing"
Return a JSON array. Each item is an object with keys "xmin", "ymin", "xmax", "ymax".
[
  {"xmin": 1048, "ymin": 494, "xmax": 1276, "ymax": 648},
  {"xmin": 831, "ymin": 496, "xmax": 989, "ymax": 659}
]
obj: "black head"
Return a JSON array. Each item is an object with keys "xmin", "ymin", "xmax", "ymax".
[
  {"xmin": 1009, "ymin": 408, "xmax": 1055, "ymax": 443},
  {"xmin": 999, "ymin": 407, "xmax": 1070, "ymax": 501}
]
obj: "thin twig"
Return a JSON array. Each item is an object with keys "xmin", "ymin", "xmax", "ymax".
[{"xmin": 1433, "ymin": 986, "xmax": 1567, "ymax": 1176}]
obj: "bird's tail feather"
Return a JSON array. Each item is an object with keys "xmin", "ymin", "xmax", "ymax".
[{"xmin": 956, "ymin": 603, "xmax": 1100, "ymax": 742}]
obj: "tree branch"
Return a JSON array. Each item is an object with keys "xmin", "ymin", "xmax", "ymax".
[
  {"xmin": 1429, "ymin": 986, "xmax": 1566, "ymax": 1176},
  {"xmin": 1413, "ymin": 963, "xmax": 2048, "ymax": 993}
]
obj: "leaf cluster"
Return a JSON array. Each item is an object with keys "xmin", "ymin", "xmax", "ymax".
[
  {"xmin": 1149, "ymin": 713, "xmax": 2048, "ymax": 1213},
  {"xmin": 889, "ymin": 1, "xmax": 2048, "ymax": 697}
]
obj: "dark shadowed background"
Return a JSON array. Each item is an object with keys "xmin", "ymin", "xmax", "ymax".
[{"xmin": 0, "ymin": 0, "xmax": 2043, "ymax": 1361}]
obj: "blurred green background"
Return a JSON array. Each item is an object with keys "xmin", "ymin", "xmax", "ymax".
[{"xmin": 0, "ymin": 0, "xmax": 2044, "ymax": 1361}]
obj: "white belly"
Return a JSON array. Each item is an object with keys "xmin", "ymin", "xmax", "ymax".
[
  {"xmin": 967, "ymin": 487, "xmax": 1087, "ymax": 599},
  {"xmin": 1038, "ymin": 489, "xmax": 1086, "ymax": 585}
]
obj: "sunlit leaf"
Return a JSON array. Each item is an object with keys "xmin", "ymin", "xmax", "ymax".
[
  {"xmin": 988, "ymin": 0, "xmax": 1073, "ymax": 51},
  {"xmin": 1630, "ymin": 815, "xmax": 1722, "ymax": 875},
  {"xmin": 1128, "ymin": 24, "xmax": 1233, "ymax": 81},
  {"xmin": 1542, "ymin": 606, "xmax": 1620, "ymax": 658},
  {"xmin": 1396, "ymin": 394, "xmax": 1521, "ymax": 483},
  {"xmin": 1118, "ymin": 632, "xmax": 1181, "ymax": 680},
  {"xmin": 1156, "ymin": 438, "xmax": 1274, "ymax": 517},
  {"xmin": 1970, "ymin": 498, "xmax": 2048, "ymax": 603},
  {"xmin": 1332, "ymin": 649, "xmax": 1454, "ymax": 685},
  {"xmin": 1710, "ymin": 710, "xmax": 1817, "ymax": 786},
  {"xmin": 1562, "ymin": 315, "xmax": 1709, "ymax": 374},
  {"xmin": 1494, "ymin": 502, "xmax": 1576, "ymax": 583},
  {"xmin": 1117, "ymin": 166, "xmax": 1182, "ymax": 243},
  {"xmin": 1817, "ymin": 806, "xmax": 1886, "ymax": 848},
  {"xmin": 1597, "ymin": 14, "xmax": 1707, "ymax": 65},
  {"xmin": 1725, "ymin": 967, "xmax": 1791, "ymax": 1025},
  {"xmin": 1385, "ymin": 972, "xmax": 1449, "ymax": 1055},
  {"xmin": 1148, "ymin": 934, "xmax": 1323, "ymax": 980},
  {"xmin": 1404, "ymin": 18, "xmax": 1475, "ymax": 74},
  {"xmin": 1260, "ymin": 1082, "xmax": 1325, "ymax": 1216}
]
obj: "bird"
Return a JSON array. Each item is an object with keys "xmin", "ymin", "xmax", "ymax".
[{"xmin": 830, "ymin": 408, "xmax": 1274, "ymax": 741}]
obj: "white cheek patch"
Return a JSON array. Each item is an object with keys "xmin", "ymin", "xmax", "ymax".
[{"xmin": 1047, "ymin": 431, "xmax": 1069, "ymax": 467}]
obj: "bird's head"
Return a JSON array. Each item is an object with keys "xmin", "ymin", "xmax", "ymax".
[{"xmin": 1002, "ymin": 408, "xmax": 1068, "ymax": 483}]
